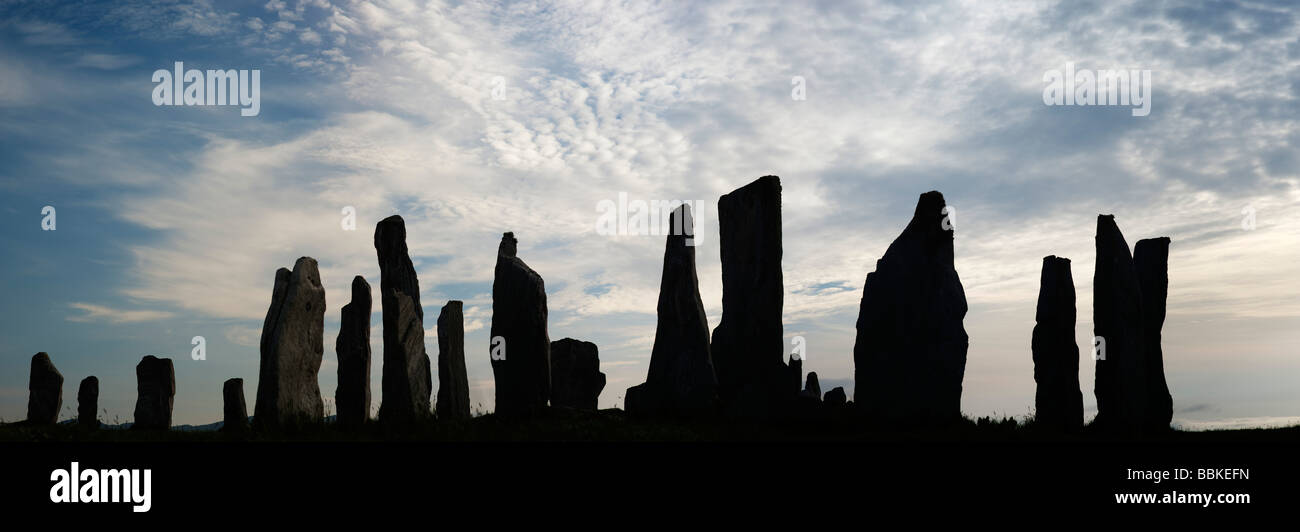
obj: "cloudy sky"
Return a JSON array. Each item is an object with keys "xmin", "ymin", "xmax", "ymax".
[{"xmin": 1, "ymin": 0, "xmax": 1298, "ymax": 429}]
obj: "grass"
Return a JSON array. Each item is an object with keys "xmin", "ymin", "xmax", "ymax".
[{"xmin": 3, "ymin": 407, "xmax": 1298, "ymax": 443}]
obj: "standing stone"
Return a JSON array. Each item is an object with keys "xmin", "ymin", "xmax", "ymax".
[
  {"xmin": 133, "ymin": 356, "xmax": 175, "ymax": 430},
  {"xmin": 626, "ymin": 204, "xmax": 718, "ymax": 418},
  {"xmin": 78, "ymin": 376, "xmax": 99, "ymax": 428},
  {"xmin": 375, "ymin": 215, "xmax": 432, "ymax": 424},
  {"xmin": 853, "ymin": 191, "xmax": 969, "ymax": 423},
  {"xmin": 223, "ymin": 378, "xmax": 248, "ymax": 432},
  {"xmin": 26, "ymin": 352, "xmax": 62, "ymax": 425},
  {"xmin": 490, "ymin": 232, "xmax": 551, "ymax": 415},
  {"xmin": 254, "ymin": 257, "xmax": 326, "ymax": 428},
  {"xmin": 335, "ymin": 275, "xmax": 372, "ymax": 426},
  {"xmin": 1093, "ymin": 215, "xmax": 1148, "ymax": 433},
  {"xmin": 1135, "ymin": 237, "xmax": 1173, "ymax": 431},
  {"xmin": 800, "ymin": 372, "xmax": 822, "ymax": 401},
  {"xmin": 711, "ymin": 176, "xmax": 786, "ymax": 419},
  {"xmin": 824, "ymin": 386, "xmax": 847, "ymax": 407},
  {"xmin": 437, "ymin": 301, "xmax": 471, "ymax": 420},
  {"xmin": 550, "ymin": 338, "xmax": 605, "ymax": 410},
  {"xmin": 1031, "ymin": 256, "xmax": 1083, "ymax": 431}
]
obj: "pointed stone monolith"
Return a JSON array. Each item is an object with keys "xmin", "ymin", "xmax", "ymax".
[
  {"xmin": 626, "ymin": 205, "xmax": 717, "ymax": 418},
  {"xmin": 223, "ymin": 378, "xmax": 248, "ymax": 432},
  {"xmin": 133, "ymin": 355, "xmax": 175, "ymax": 430},
  {"xmin": 490, "ymin": 232, "xmax": 550, "ymax": 416},
  {"xmin": 1135, "ymin": 237, "xmax": 1173, "ymax": 431},
  {"xmin": 437, "ymin": 300, "xmax": 471, "ymax": 420},
  {"xmin": 253, "ymin": 257, "xmax": 326, "ymax": 428},
  {"xmin": 1032, "ymin": 256, "xmax": 1083, "ymax": 432},
  {"xmin": 853, "ymin": 191, "xmax": 969, "ymax": 423},
  {"xmin": 1093, "ymin": 215, "xmax": 1147, "ymax": 433},
  {"xmin": 26, "ymin": 352, "xmax": 62, "ymax": 425},
  {"xmin": 335, "ymin": 275, "xmax": 372, "ymax": 427},
  {"xmin": 78, "ymin": 376, "xmax": 99, "ymax": 428},
  {"xmin": 550, "ymin": 338, "xmax": 605, "ymax": 411},
  {"xmin": 375, "ymin": 215, "xmax": 432, "ymax": 424},
  {"xmin": 710, "ymin": 176, "xmax": 786, "ymax": 419}
]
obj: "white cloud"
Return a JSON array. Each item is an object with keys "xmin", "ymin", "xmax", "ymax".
[{"xmin": 66, "ymin": 302, "xmax": 175, "ymax": 324}]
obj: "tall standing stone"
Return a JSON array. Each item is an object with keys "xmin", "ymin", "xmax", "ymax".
[
  {"xmin": 223, "ymin": 378, "xmax": 248, "ymax": 432},
  {"xmin": 853, "ymin": 191, "xmax": 969, "ymax": 423},
  {"xmin": 133, "ymin": 355, "xmax": 175, "ymax": 430},
  {"xmin": 26, "ymin": 352, "xmax": 62, "ymax": 425},
  {"xmin": 626, "ymin": 204, "xmax": 718, "ymax": 418},
  {"xmin": 1031, "ymin": 256, "xmax": 1083, "ymax": 431},
  {"xmin": 437, "ymin": 300, "xmax": 471, "ymax": 420},
  {"xmin": 490, "ymin": 232, "xmax": 551, "ymax": 415},
  {"xmin": 78, "ymin": 376, "xmax": 99, "ymax": 428},
  {"xmin": 335, "ymin": 275, "xmax": 372, "ymax": 426},
  {"xmin": 550, "ymin": 338, "xmax": 605, "ymax": 411},
  {"xmin": 1135, "ymin": 237, "xmax": 1173, "ymax": 431},
  {"xmin": 254, "ymin": 257, "xmax": 326, "ymax": 428},
  {"xmin": 1093, "ymin": 215, "xmax": 1148, "ymax": 433},
  {"xmin": 375, "ymin": 215, "xmax": 432, "ymax": 424},
  {"xmin": 710, "ymin": 176, "xmax": 786, "ymax": 419}
]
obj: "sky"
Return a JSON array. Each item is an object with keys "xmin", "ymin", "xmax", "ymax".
[{"xmin": 0, "ymin": 0, "xmax": 1298, "ymax": 429}]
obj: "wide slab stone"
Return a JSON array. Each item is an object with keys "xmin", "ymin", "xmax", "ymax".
[
  {"xmin": 853, "ymin": 191, "xmax": 969, "ymax": 423},
  {"xmin": 254, "ymin": 257, "xmax": 326, "ymax": 428},
  {"xmin": 133, "ymin": 355, "xmax": 175, "ymax": 430},
  {"xmin": 550, "ymin": 338, "xmax": 605, "ymax": 411},
  {"xmin": 710, "ymin": 176, "xmax": 787, "ymax": 419}
]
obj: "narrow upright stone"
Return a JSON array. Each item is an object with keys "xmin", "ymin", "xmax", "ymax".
[
  {"xmin": 335, "ymin": 275, "xmax": 372, "ymax": 427},
  {"xmin": 1093, "ymin": 215, "xmax": 1148, "ymax": 433},
  {"xmin": 627, "ymin": 205, "xmax": 717, "ymax": 417},
  {"xmin": 800, "ymin": 372, "xmax": 822, "ymax": 401},
  {"xmin": 710, "ymin": 176, "xmax": 786, "ymax": 419},
  {"xmin": 1031, "ymin": 256, "xmax": 1083, "ymax": 432},
  {"xmin": 78, "ymin": 376, "xmax": 99, "ymax": 428},
  {"xmin": 490, "ymin": 232, "xmax": 551, "ymax": 415},
  {"xmin": 437, "ymin": 300, "xmax": 471, "ymax": 420},
  {"xmin": 853, "ymin": 191, "xmax": 969, "ymax": 423},
  {"xmin": 133, "ymin": 355, "xmax": 175, "ymax": 430},
  {"xmin": 223, "ymin": 378, "xmax": 248, "ymax": 432},
  {"xmin": 1135, "ymin": 237, "xmax": 1173, "ymax": 431},
  {"xmin": 254, "ymin": 257, "xmax": 326, "ymax": 428},
  {"xmin": 550, "ymin": 338, "xmax": 605, "ymax": 411},
  {"xmin": 26, "ymin": 352, "xmax": 62, "ymax": 425},
  {"xmin": 375, "ymin": 215, "xmax": 432, "ymax": 424}
]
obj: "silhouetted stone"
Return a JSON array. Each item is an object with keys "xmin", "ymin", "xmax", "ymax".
[
  {"xmin": 800, "ymin": 372, "xmax": 822, "ymax": 401},
  {"xmin": 1031, "ymin": 256, "xmax": 1083, "ymax": 432},
  {"xmin": 133, "ymin": 356, "xmax": 175, "ymax": 430},
  {"xmin": 490, "ymin": 232, "xmax": 551, "ymax": 415},
  {"xmin": 853, "ymin": 191, "xmax": 969, "ymax": 423},
  {"xmin": 1093, "ymin": 215, "xmax": 1148, "ymax": 433},
  {"xmin": 223, "ymin": 378, "xmax": 247, "ymax": 432},
  {"xmin": 711, "ymin": 176, "xmax": 786, "ymax": 419},
  {"xmin": 26, "ymin": 352, "xmax": 62, "ymax": 425},
  {"xmin": 335, "ymin": 275, "xmax": 372, "ymax": 427},
  {"xmin": 254, "ymin": 257, "xmax": 326, "ymax": 428},
  {"xmin": 375, "ymin": 215, "xmax": 432, "ymax": 424},
  {"xmin": 626, "ymin": 204, "xmax": 718, "ymax": 418},
  {"xmin": 78, "ymin": 376, "xmax": 98, "ymax": 428},
  {"xmin": 1135, "ymin": 237, "xmax": 1173, "ymax": 431},
  {"xmin": 550, "ymin": 338, "xmax": 605, "ymax": 410},
  {"xmin": 437, "ymin": 300, "xmax": 471, "ymax": 420},
  {"xmin": 788, "ymin": 356, "xmax": 803, "ymax": 397},
  {"xmin": 824, "ymin": 386, "xmax": 847, "ymax": 407}
]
